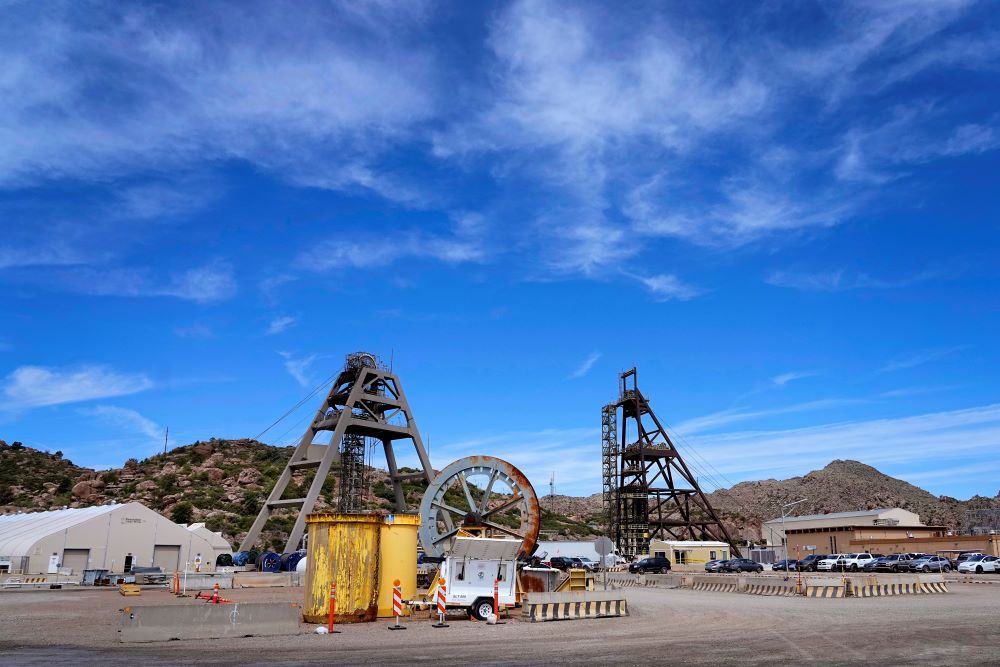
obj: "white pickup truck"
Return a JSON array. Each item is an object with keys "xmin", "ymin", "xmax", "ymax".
[{"xmin": 835, "ymin": 553, "xmax": 876, "ymax": 572}]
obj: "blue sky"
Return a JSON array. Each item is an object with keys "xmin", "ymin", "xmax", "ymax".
[{"xmin": 2, "ymin": 1, "xmax": 999, "ymax": 500}]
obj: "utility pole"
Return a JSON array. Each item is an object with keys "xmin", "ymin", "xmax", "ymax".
[
  {"xmin": 164, "ymin": 427, "xmax": 169, "ymax": 456},
  {"xmin": 780, "ymin": 498, "xmax": 808, "ymax": 578},
  {"xmin": 549, "ymin": 473, "xmax": 555, "ymax": 513}
]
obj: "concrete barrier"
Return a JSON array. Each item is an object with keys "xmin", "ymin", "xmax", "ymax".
[
  {"xmin": 522, "ymin": 591, "xmax": 628, "ymax": 622},
  {"xmin": 118, "ymin": 602, "xmax": 303, "ymax": 643},
  {"xmin": 690, "ymin": 575, "xmax": 738, "ymax": 593},
  {"xmin": 233, "ymin": 572, "xmax": 301, "ymax": 588},
  {"xmin": 744, "ymin": 582, "xmax": 799, "ymax": 596}
]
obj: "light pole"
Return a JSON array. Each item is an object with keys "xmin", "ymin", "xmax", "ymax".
[{"xmin": 780, "ymin": 498, "xmax": 808, "ymax": 580}]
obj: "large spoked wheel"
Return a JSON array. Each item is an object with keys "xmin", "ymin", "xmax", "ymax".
[{"xmin": 418, "ymin": 455, "xmax": 540, "ymax": 559}]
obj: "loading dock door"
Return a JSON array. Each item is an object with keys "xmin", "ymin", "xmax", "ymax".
[
  {"xmin": 152, "ymin": 545, "xmax": 181, "ymax": 572},
  {"xmin": 62, "ymin": 549, "xmax": 90, "ymax": 574}
]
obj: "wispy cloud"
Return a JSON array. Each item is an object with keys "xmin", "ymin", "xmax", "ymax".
[
  {"xmin": 278, "ymin": 352, "xmax": 320, "ymax": 387},
  {"xmin": 174, "ymin": 323, "xmax": 214, "ymax": 339},
  {"xmin": 685, "ymin": 403, "xmax": 1000, "ymax": 496},
  {"xmin": 766, "ymin": 269, "xmax": 940, "ymax": 292},
  {"xmin": 879, "ymin": 346, "xmax": 968, "ymax": 373},
  {"xmin": 771, "ymin": 371, "xmax": 817, "ymax": 387},
  {"xmin": 632, "ymin": 274, "xmax": 702, "ymax": 302},
  {"xmin": 569, "ymin": 352, "xmax": 601, "ymax": 379},
  {"xmin": 672, "ymin": 398, "xmax": 860, "ymax": 436},
  {"xmin": 80, "ymin": 405, "xmax": 166, "ymax": 444},
  {"xmin": 1, "ymin": 365, "xmax": 153, "ymax": 410},
  {"xmin": 266, "ymin": 315, "xmax": 299, "ymax": 335},
  {"xmin": 19, "ymin": 261, "xmax": 238, "ymax": 303},
  {"xmin": 299, "ymin": 229, "xmax": 484, "ymax": 272}
]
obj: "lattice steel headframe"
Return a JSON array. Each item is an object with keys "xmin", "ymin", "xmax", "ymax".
[
  {"xmin": 601, "ymin": 403, "xmax": 618, "ymax": 532},
  {"xmin": 239, "ymin": 352, "xmax": 434, "ymax": 553},
  {"xmin": 606, "ymin": 367, "xmax": 739, "ymax": 559}
]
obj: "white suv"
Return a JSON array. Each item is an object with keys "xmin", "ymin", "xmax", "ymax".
[
  {"xmin": 836, "ymin": 553, "xmax": 876, "ymax": 572},
  {"xmin": 816, "ymin": 554, "xmax": 848, "ymax": 571},
  {"xmin": 958, "ymin": 554, "xmax": 999, "ymax": 574}
]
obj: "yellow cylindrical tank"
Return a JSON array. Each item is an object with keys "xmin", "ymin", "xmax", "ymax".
[
  {"xmin": 376, "ymin": 513, "xmax": 420, "ymax": 617},
  {"xmin": 303, "ymin": 513, "xmax": 382, "ymax": 624}
]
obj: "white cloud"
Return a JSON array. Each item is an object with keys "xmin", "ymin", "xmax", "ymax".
[
  {"xmin": 684, "ymin": 403, "xmax": 1000, "ymax": 495},
  {"xmin": 279, "ymin": 352, "xmax": 319, "ymax": 387},
  {"xmin": 569, "ymin": 352, "xmax": 601, "ymax": 379},
  {"xmin": 158, "ymin": 262, "xmax": 237, "ymax": 303},
  {"xmin": 632, "ymin": 273, "xmax": 702, "ymax": 302},
  {"xmin": 766, "ymin": 266, "xmax": 946, "ymax": 292},
  {"xmin": 266, "ymin": 315, "xmax": 299, "ymax": 335},
  {"xmin": 0, "ymin": 3, "xmax": 437, "ymax": 190},
  {"xmin": 40, "ymin": 261, "xmax": 237, "ymax": 303},
  {"xmin": 1, "ymin": 365, "xmax": 153, "ymax": 410},
  {"xmin": 672, "ymin": 398, "xmax": 860, "ymax": 436},
  {"xmin": 879, "ymin": 346, "xmax": 967, "ymax": 373},
  {"xmin": 299, "ymin": 232, "xmax": 483, "ymax": 272},
  {"xmin": 174, "ymin": 323, "xmax": 213, "ymax": 339},
  {"xmin": 771, "ymin": 371, "xmax": 816, "ymax": 387},
  {"xmin": 80, "ymin": 405, "xmax": 165, "ymax": 443}
]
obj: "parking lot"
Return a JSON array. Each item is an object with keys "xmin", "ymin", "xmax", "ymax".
[{"xmin": 1, "ymin": 581, "xmax": 997, "ymax": 665}]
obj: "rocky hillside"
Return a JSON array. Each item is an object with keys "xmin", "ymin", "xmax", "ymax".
[
  {"xmin": 706, "ymin": 459, "xmax": 1000, "ymax": 541},
  {"xmin": 0, "ymin": 438, "xmax": 599, "ymax": 551},
  {"xmin": 2, "ymin": 438, "xmax": 996, "ymax": 551}
]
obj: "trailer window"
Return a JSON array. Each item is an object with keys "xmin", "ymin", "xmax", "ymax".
[
  {"xmin": 455, "ymin": 561, "xmax": 465, "ymax": 581},
  {"xmin": 497, "ymin": 564, "xmax": 506, "ymax": 581}
]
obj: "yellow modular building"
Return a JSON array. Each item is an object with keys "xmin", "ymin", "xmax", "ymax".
[
  {"xmin": 0, "ymin": 502, "xmax": 231, "ymax": 575},
  {"xmin": 647, "ymin": 539, "xmax": 731, "ymax": 564}
]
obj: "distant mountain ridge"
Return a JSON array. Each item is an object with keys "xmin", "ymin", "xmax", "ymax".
[{"xmin": 2, "ymin": 437, "xmax": 997, "ymax": 547}]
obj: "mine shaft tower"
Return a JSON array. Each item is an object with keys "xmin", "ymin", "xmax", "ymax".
[
  {"xmin": 602, "ymin": 368, "xmax": 739, "ymax": 559},
  {"xmin": 240, "ymin": 352, "xmax": 434, "ymax": 553}
]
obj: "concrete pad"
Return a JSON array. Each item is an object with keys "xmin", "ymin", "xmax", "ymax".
[{"xmin": 118, "ymin": 601, "xmax": 304, "ymax": 643}]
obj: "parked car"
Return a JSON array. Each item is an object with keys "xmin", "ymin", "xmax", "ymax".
[
  {"xmin": 835, "ymin": 553, "xmax": 877, "ymax": 572},
  {"xmin": 572, "ymin": 557, "xmax": 597, "ymax": 572},
  {"xmin": 704, "ymin": 559, "xmax": 729, "ymax": 573},
  {"xmin": 951, "ymin": 552, "xmax": 984, "ymax": 569},
  {"xmin": 629, "ymin": 556, "xmax": 672, "ymax": 574},
  {"xmin": 957, "ymin": 554, "xmax": 999, "ymax": 574},
  {"xmin": 548, "ymin": 556, "xmax": 575, "ymax": 571},
  {"xmin": 816, "ymin": 554, "xmax": 848, "ymax": 572},
  {"xmin": 909, "ymin": 555, "xmax": 951, "ymax": 573},
  {"xmin": 866, "ymin": 554, "xmax": 911, "ymax": 572},
  {"xmin": 895, "ymin": 553, "xmax": 926, "ymax": 572},
  {"xmin": 723, "ymin": 558, "xmax": 763, "ymax": 573},
  {"xmin": 797, "ymin": 554, "xmax": 828, "ymax": 572},
  {"xmin": 771, "ymin": 559, "xmax": 798, "ymax": 572}
]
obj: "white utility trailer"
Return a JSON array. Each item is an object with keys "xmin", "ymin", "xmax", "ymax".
[{"xmin": 439, "ymin": 536, "xmax": 519, "ymax": 620}]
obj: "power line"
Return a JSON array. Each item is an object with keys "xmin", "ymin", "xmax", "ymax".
[{"xmin": 251, "ymin": 369, "xmax": 340, "ymax": 442}]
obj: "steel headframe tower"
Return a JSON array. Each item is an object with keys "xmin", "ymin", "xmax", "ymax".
[
  {"xmin": 239, "ymin": 352, "xmax": 434, "ymax": 553},
  {"xmin": 606, "ymin": 367, "xmax": 739, "ymax": 559}
]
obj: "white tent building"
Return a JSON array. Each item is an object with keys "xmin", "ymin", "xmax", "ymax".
[{"xmin": 0, "ymin": 502, "xmax": 231, "ymax": 575}]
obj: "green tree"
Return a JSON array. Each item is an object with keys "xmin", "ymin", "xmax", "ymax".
[{"xmin": 172, "ymin": 501, "xmax": 194, "ymax": 525}]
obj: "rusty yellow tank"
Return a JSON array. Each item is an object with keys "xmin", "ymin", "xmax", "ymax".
[
  {"xmin": 375, "ymin": 513, "xmax": 420, "ymax": 617},
  {"xmin": 303, "ymin": 512, "xmax": 420, "ymax": 623}
]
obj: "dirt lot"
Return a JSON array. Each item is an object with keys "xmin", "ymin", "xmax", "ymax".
[{"xmin": 1, "ymin": 584, "xmax": 998, "ymax": 665}]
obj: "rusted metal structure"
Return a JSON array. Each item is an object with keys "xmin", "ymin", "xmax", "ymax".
[
  {"xmin": 417, "ymin": 455, "xmax": 540, "ymax": 559},
  {"xmin": 603, "ymin": 368, "xmax": 739, "ymax": 559},
  {"xmin": 239, "ymin": 352, "xmax": 434, "ymax": 553}
]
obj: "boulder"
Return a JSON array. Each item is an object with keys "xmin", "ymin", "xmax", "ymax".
[
  {"xmin": 204, "ymin": 468, "xmax": 225, "ymax": 482},
  {"xmin": 137, "ymin": 480, "xmax": 158, "ymax": 492},
  {"xmin": 71, "ymin": 480, "xmax": 102, "ymax": 501},
  {"xmin": 193, "ymin": 442, "xmax": 214, "ymax": 456},
  {"xmin": 237, "ymin": 469, "xmax": 261, "ymax": 486}
]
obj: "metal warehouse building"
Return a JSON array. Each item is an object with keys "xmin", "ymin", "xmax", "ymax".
[{"xmin": 0, "ymin": 502, "xmax": 231, "ymax": 575}]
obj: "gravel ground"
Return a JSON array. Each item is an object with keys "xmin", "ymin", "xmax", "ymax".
[{"xmin": 1, "ymin": 584, "xmax": 997, "ymax": 665}]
